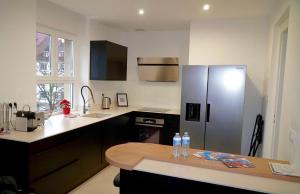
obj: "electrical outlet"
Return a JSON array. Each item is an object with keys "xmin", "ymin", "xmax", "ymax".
[{"xmin": 289, "ymin": 129, "xmax": 297, "ymax": 144}]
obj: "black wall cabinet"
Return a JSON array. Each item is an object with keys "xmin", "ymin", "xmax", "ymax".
[{"xmin": 90, "ymin": 40, "xmax": 127, "ymax": 80}]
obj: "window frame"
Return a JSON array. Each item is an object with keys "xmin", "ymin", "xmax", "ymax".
[{"xmin": 36, "ymin": 26, "xmax": 79, "ymax": 111}]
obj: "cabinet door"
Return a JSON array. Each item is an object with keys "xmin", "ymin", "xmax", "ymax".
[
  {"xmin": 29, "ymin": 138, "xmax": 81, "ymax": 182},
  {"xmin": 101, "ymin": 114, "xmax": 130, "ymax": 169},
  {"xmin": 30, "ymin": 160, "xmax": 81, "ymax": 194},
  {"xmin": 90, "ymin": 41, "xmax": 127, "ymax": 80},
  {"xmin": 29, "ymin": 131, "xmax": 82, "ymax": 194},
  {"xmin": 0, "ymin": 140, "xmax": 29, "ymax": 190},
  {"xmin": 90, "ymin": 41, "xmax": 107, "ymax": 80},
  {"xmin": 106, "ymin": 42, "xmax": 127, "ymax": 80},
  {"xmin": 79, "ymin": 124, "xmax": 102, "ymax": 180},
  {"xmin": 160, "ymin": 114, "xmax": 180, "ymax": 145}
]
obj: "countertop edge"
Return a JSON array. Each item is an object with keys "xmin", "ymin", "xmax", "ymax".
[
  {"xmin": 0, "ymin": 106, "xmax": 180, "ymax": 143},
  {"xmin": 105, "ymin": 143, "xmax": 300, "ymax": 194},
  {"xmin": 134, "ymin": 159, "xmax": 300, "ymax": 194}
]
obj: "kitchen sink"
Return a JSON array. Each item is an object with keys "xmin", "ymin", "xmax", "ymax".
[{"xmin": 81, "ymin": 113, "xmax": 111, "ymax": 118}]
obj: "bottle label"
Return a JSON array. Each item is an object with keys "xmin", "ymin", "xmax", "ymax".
[
  {"xmin": 173, "ymin": 139, "xmax": 181, "ymax": 146},
  {"xmin": 182, "ymin": 138, "xmax": 190, "ymax": 145}
]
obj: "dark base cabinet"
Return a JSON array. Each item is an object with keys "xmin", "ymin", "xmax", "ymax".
[
  {"xmin": 161, "ymin": 114, "xmax": 180, "ymax": 145},
  {"xmin": 0, "ymin": 114, "xmax": 130, "ymax": 194},
  {"xmin": 28, "ymin": 131, "xmax": 82, "ymax": 194},
  {"xmin": 120, "ymin": 169, "xmax": 266, "ymax": 194},
  {"xmin": 0, "ymin": 112, "xmax": 178, "ymax": 193},
  {"xmin": 101, "ymin": 113, "xmax": 130, "ymax": 168}
]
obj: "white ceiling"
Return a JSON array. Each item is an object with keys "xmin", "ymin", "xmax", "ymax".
[{"xmin": 47, "ymin": 0, "xmax": 285, "ymax": 31}]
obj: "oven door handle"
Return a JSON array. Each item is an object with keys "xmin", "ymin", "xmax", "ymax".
[
  {"xmin": 143, "ymin": 118, "xmax": 156, "ymax": 124},
  {"xmin": 135, "ymin": 123, "xmax": 164, "ymax": 128}
]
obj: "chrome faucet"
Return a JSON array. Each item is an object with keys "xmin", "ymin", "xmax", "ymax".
[{"xmin": 81, "ymin": 85, "xmax": 95, "ymax": 114}]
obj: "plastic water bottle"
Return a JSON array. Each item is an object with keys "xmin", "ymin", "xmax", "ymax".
[
  {"xmin": 181, "ymin": 132, "xmax": 190, "ymax": 158},
  {"xmin": 173, "ymin": 133, "xmax": 181, "ymax": 158}
]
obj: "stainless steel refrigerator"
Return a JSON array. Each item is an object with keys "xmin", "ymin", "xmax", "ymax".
[{"xmin": 180, "ymin": 65, "xmax": 246, "ymax": 154}]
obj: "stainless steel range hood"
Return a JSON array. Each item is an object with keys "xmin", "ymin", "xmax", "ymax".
[{"xmin": 137, "ymin": 57, "xmax": 179, "ymax": 82}]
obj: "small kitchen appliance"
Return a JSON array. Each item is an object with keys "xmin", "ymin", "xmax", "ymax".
[
  {"xmin": 101, "ymin": 94, "xmax": 111, "ymax": 109},
  {"xmin": 15, "ymin": 105, "xmax": 44, "ymax": 132}
]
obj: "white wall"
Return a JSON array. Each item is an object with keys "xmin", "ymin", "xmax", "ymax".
[
  {"xmin": 37, "ymin": 0, "xmax": 88, "ymax": 109},
  {"xmin": 0, "ymin": 0, "xmax": 36, "ymax": 109},
  {"xmin": 36, "ymin": 0, "xmax": 85, "ymax": 36},
  {"xmin": 122, "ymin": 30, "xmax": 189, "ymax": 109},
  {"xmin": 86, "ymin": 20, "xmax": 122, "ymax": 105},
  {"xmin": 89, "ymin": 20, "xmax": 121, "ymax": 44},
  {"xmin": 262, "ymin": 1, "xmax": 289, "ymax": 159},
  {"xmin": 284, "ymin": 0, "xmax": 300, "ymax": 168},
  {"xmin": 189, "ymin": 18, "xmax": 269, "ymax": 155},
  {"xmin": 0, "ymin": 0, "xmax": 128, "ymax": 111},
  {"xmin": 265, "ymin": 0, "xmax": 300, "ymax": 166},
  {"xmin": 90, "ymin": 30, "xmax": 190, "ymax": 109}
]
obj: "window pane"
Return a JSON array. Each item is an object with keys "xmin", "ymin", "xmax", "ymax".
[
  {"xmin": 36, "ymin": 32, "xmax": 51, "ymax": 76},
  {"xmin": 36, "ymin": 83, "xmax": 73, "ymax": 112},
  {"xmin": 58, "ymin": 38, "xmax": 74, "ymax": 77}
]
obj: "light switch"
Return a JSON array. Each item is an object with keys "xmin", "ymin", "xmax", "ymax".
[{"xmin": 289, "ymin": 129, "xmax": 297, "ymax": 144}]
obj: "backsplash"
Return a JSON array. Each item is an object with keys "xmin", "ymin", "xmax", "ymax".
[{"xmin": 90, "ymin": 80, "xmax": 181, "ymax": 110}]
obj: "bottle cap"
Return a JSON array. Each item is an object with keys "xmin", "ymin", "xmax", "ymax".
[
  {"xmin": 175, "ymin": 132, "xmax": 179, "ymax": 135},
  {"xmin": 184, "ymin": 132, "xmax": 188, "ymax": 135}
]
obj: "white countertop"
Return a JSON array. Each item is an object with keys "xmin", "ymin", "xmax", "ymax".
[
  {"xmin": 134, "ymin": 159, "xmax": 300, "ymax": 194},
  {"xmin": 0, "ymin": 106, "xmax": 179, "ymax": 143}
]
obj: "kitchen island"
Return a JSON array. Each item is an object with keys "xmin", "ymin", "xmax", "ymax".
[{"xmin": 106, "ymin": 143, "xmax": 300, "ymax": 194}]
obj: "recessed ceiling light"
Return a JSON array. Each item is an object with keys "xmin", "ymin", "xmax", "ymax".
[
  {"xmin": 203, "ymin": 4, "xmax": 210, "ymax": 11},
  {"xmin": 138, "ymin": 9, "xmax": 144, "ymax": 15}
]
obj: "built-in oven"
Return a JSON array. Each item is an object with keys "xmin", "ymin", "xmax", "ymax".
[{"xmin": 135, "ymin": 117, "xmax": 164, "ymax": 144}]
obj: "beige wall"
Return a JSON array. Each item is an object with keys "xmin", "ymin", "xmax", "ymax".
[
  {"xmin": 89, "ymin": 30, "xmax": 190, "ymax": 109},
  {"xmin": 189, "ymin": 18, "xmax": 270, "ymax": 155},
  {"xmin": 85, "ymin": 19, "xmax": 122, "ymax": 106},
  {"xmin": 120, "ymin": 30, "xmax": 189, "ymax": 109},
  {"xmin": 276, "ymin": 0, "xmax": 300, "ymax": 164},
  {"xmin": 263, "ymin": 0, "xmax": 300, "ymax": 171},
  {"xmin": 36, "ymin": 0, "xmax": 87, "ymax": 109},
  {"xmin": 262, "ymin": 1, "xmax": 289, "ymax": 159},
  {"xmin": 0, "ymin": 0, "xmax": 36, "ymax": 109}
]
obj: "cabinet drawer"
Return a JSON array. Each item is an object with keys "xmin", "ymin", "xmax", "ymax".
[
  {"xmin": 30, "ymin": 159, "xmax": 81, "ymax": 194},
  {"xmin": 29, "ymin": 138, "xmax": 80, "ymax": 181}
]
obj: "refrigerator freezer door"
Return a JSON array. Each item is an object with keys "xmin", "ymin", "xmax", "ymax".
[
  {"xmin": 205, "ymin": 65, "xmax": 246, "ymax": 154},
  {"xmin": 180, "ymin": 65, "xmax": 208, "ymax": 149}
]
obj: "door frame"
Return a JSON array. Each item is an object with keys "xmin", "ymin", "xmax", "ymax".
[{"xmin": 270, "ymin": 11, "xmax": 289, "ymax": 159}]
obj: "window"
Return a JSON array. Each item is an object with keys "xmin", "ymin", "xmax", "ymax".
[
  {"xmin": 36, "ymin": 32, "xmax": 51, "ymax": 76},
  {"xmin": 36, "ymin": 29, "xmax": 76, "ymax": 113}
]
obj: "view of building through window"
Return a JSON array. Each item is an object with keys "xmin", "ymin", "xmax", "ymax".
[
  {"xmin": 36, "ymin": 31, "xmax": 75, "ymax": 112},
  {"xmin": 58, "ymin": 37, "xmax": 74, "ymax": 77},
  {"xmin": 36, "ymin": 32, "xmax": 51, "ymax": 76}
]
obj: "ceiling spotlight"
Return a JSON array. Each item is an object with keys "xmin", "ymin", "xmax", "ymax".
[
  {"xmin": 138, "ymin": 9, "xmax": 144, "ymax": 15},
  {"xmin": 203, "ymin": 4, "xmax": 210, "ymax": 11}
]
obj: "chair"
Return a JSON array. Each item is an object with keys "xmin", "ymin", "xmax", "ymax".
[{"xmin": 113, "ymin": 173, "xmax": 120, "ymax": 187}]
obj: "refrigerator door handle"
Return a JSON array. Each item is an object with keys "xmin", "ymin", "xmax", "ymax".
[{"xmin": 206, "ymin": 103, "xmax": 210, "ymax": 123}]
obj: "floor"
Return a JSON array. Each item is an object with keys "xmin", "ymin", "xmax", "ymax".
[{"xmin": 69, "ymin": 165, "xmax": 120, "ymax": 194}]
